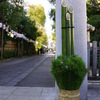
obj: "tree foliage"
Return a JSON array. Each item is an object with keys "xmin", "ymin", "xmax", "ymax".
[
  {"xmin": 27, "ymin": 4, "xmax": 46, "ymax": 27},
  {"xmin": 0, "ymin": 0, "xmax": 48, "ymax": 56},
  {"xmin": 0, "ymin": 0, "xmax": 24, "ymax": 25},
  {"xmin": 48, "ymin": 0, "xmax": 56, "ymax": 44},
  {"xmin": 88, "ymin": 15, "xmax": 100, "ymax": 29},
  {"xmin": 87, "ymin": 0, "xmax": 100, "ymax": 18},
  {"xmin": 87, "ymin": 0, "xmax": 100, "ymax": 42},
  {"xmin": 49, "ymin": 8, "xmax": 55, "ymax": 22},
  {"xmin": 51, "ymin": 32, "xmax": 55, "ymax": 43},
  {"xmin": 18, "ymin": 13, "xmax": 37, "ymax": 41},
  {"xmin": 36, "ymin": 32, "xmax": 48, "ymax": 49},
  {"xmin": 48, "ymin": 0, "xmax": 55, "ymax": 5},
  {"xmin": 27, "ymin": 4, "xmax": 47, "ymax": 50},
  {"xmin": 0, "ymin": 0, "xmax": 24, "ymax": 47},
  {"xmin": 88, "ymin": 15, "xmax": 100, "ymax": 41}
]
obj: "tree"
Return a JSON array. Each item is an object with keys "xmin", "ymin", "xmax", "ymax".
[
  {"xmin": 0, "ymin": 0, "xmax": 7, "ymax": 2},
  {"xmin": 51, "ymin": 32, "xmax": 55, "ymax": 43},
  {"xmin": 48, "ymin": 0, "xmax": 56, "ymax": 45},
  {"xmin": 87, "ymin": 0, "xmax": 100, "ymax": 18},
  {"xmin": 88, "ymin": 15, "xmax": 100, "ymax": 41},
  {"xmin": 87, "ymin": 0, "xmax": 100, "ymax": 9},
  {"xmin": 27, "ymin": 4, "xmax": 46, "ymax": 27},
  {"xmin": 12, "ymin": 10, "xmax": 39, "ymax": 55},
  {"xmin": 10, "ymin": 0, "xmax": 24, "ymax": 4},
  {"xmin": 48, "ymin": 0, "xmax": 55, "ymax": 30},
  {"xmin": 0, "ymin": 0, "xmax": 24, "ymax": 24},
  {"xmin": 0, "ymin": 0, "xmax": 24, "ymax": 60},
  {"xmin": 48, "ymin": 0, "xmax": 55, "ymax": 5},
  {"xmin": 49, "ymin": 8, "xmax": 55, "ymax": 30},
  {"xmin": 87, "ymin": 0, "xmax": 100, "ymax": 42},
  {"xmin": 36, "ymin": 33, "xmax": 48, "ymax": 49},
  {"xmin": 18, "ymin": 12, "xmax": 37, "ymax": 41},
  {"xmin": 27, "ymin": 4, "xmax": 47, "ymax": 53}
]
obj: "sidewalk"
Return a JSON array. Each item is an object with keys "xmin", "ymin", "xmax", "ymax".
[
  {"xmin": 0, "ymin": 86, "xmax": 57, "ymax": 100},
  {"xmin": 0, "ymin": 83, "xmax": 100, "ymax": 100},
  {"xmin": 87, "ymin": 82, "xmax": 100, "ymax": 100}
]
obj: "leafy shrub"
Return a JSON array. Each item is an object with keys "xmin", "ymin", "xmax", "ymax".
[
  {"xmin": 3, "ymin": 51, "xmax": 17, "ymax": 59},
  {"xmin": 50, "ymin": 55, "xmax": 88, "ymax": 91}
]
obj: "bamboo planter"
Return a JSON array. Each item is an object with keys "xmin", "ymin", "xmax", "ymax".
[{"xmin": 59, "ymin": 89, "xmax": 80, "ymax": 100}]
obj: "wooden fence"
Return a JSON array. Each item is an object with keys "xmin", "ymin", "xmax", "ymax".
[
  {"xmin": 88, "ymin": 41, "xmax": 100, "ymax": 80},
  {"xmin": 4, "ymin": 41, "xmax": 17, "ymax": 51},
  {"xmin": 0, "ymin": 41, "xmax": 17, "ymax": 51}
]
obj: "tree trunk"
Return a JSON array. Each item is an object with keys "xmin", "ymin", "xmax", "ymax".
[{"xmin": 1, "ymin": 28, "xmax": 3, "ymax": 61}]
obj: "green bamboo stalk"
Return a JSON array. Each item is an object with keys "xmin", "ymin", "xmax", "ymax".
[
  {"xmin": 70, "ymin": 13, "xmax": 74, "ymax": 55},
  {"xmin": 66, "ymin": 12, "xmax": 71, "ymax": 57},
  {"xmin": 62, "ymin": 6, "xmax": 66, "ymax": 55}
]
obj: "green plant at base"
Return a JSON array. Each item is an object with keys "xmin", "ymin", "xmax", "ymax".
[{"xmin": 50, "ymin": 55, "xmax": 88, "ymax": 91}]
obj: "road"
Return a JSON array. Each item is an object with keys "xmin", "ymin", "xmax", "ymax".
[
  {"xmin": 0, "ymin": 52, "xmax": 55, "ymax": 87},
  {"xmin": 16, "ymin": 56, "xmax": 55, "ymax": 87}
]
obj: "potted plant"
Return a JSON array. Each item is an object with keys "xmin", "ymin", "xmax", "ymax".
[{"xmin": 50, "ymin": 55, "xmax": 88, "ymax": 100}]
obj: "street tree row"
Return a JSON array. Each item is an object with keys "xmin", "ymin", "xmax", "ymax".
[{"xmin": 0, "ymin": 0, "xmax": 48, "ymax": 59}]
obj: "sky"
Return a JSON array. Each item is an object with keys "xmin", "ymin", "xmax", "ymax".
[{"xmin": 24, "ymin": 0, "xmax": 54, "ymax": 37}]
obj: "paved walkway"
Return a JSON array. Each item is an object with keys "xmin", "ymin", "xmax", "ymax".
[
  {"xmin": 87, "ymin": 83, "xmax": 100, "ymax": 100},
  {"xmin": 0, "ymin": 54, "xmax": 48, "ymax": 86},
  {"xmin": 16, "ymin": 57, "xmax": 55, "ymax": 87},
  {"xmin": 0, "ymin": 83, "xmax": 100, "ymax": 100},
  {"xmin": 0, "ymin": 86, "xmax": 57, "ymax": 100}
]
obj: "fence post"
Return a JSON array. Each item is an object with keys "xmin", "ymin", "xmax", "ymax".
[
  {"xmin": 92, "ymin": 41, "xmax": 97, "ymax": 76},
  {"xmin": 87, "ymin": 41, "xmax": 90, "ymax": 77},
  {"xmin": 99, "ymin": 42, "xmax": 100, "ymax": 76}
]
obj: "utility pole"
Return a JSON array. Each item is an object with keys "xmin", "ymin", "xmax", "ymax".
[
  {"xmin": 0, "ymin": 23, "xmax": 2, "ymax": 61},
  {"xmin": 1, "ymin": 27, "xmax": 3, "ymax": 61},
  {"xmin": 1, "ymin": 24, "xmax": 6, "ymax": 61},
  {"xmin": 0, "ymin": 31, "xmax": 1, "ymax": 61}
]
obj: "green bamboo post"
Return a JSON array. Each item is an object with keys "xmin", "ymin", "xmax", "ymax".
[
  {"xmin": 66, "ymin": 12, "xmax": 71, "ymax": 57},
  {"xmin": 70, "ymin": 12, "xmax": 74, "ymax": 55},
  {"xmin": 61, "ymin": 0, "xmax": 72, "ymax": 57},
  {"xmin": 62, "ymin": 6, "xmax": 67, "ymax": 55},
  {"xmin": 68, "ymin": 4, "xmax": 74, "ymax": 55}
]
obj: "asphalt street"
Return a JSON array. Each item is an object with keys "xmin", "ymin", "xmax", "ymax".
[
  {"xmin": 16, "ymin": 56, "xmax": 55, "ymax": 87},
  {"xmin": 0, "ymin": 53, "xmax": 55, "ymax": 87}
]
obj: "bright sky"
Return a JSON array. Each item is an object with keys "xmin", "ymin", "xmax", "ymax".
[{"xmin": 24, "ymin": 0, "xmax": 54, "ymax": 37}]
